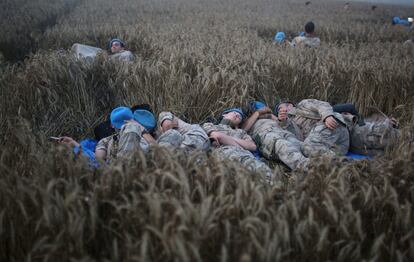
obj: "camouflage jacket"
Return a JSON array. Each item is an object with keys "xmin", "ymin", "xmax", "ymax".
[
  {"xmin": 96, "ymin": 121, "xmax": 150, "ymax": 162},
  {"xmin": 292, "ymin": 36, "xmax": 321, "ymax": 48},
  {"xmin": 249, "ymin": 118, "xmax": 303, "ymax": 140},
  {"xmin": 289, "ymin": 99, "xmax": 346, "ymax": 138},
  {"xmin": 110, "ymin": 50, "xmax": 134, "ymax": 62}
]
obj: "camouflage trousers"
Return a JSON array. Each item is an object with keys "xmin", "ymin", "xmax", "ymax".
[
  {"xmin": 212, "ymin": 145, "xmax": 273, "ymax": 183},
  {"xmin": 157, "ymin": 125, "xmax": 210, "ymax": 153},
  {"xmin": 302, "ymin": 123, "xmax": 349, "ymax": 158},
  {"xmin": 258, "ymin": 131, "xmax": 309, "ymax": 170},
  {"xmin": 350, "ymin": 122, "xmax": 400, "ymax": 156}
]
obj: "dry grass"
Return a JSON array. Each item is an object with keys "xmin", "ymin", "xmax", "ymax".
[{"xmin": 1, "ymin": 0, "xmax": 414, "ymax": 261}]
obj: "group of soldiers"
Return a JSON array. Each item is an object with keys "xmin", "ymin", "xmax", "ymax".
[
  {"xmin": 60, "ymin": 98, "xmax": 400, "ymax": 183},
  {"xmin": 274, "ymin": 21, "xmax": 321, "ymax": 48}
]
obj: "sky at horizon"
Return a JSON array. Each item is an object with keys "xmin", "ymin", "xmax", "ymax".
[{"xmin": 347, "ymin": 0, "xmax": 414, "ymax": 6}]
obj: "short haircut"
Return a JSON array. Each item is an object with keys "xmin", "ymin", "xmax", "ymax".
[
  {"xmin": 94, "ymin": 120, "xmax": 115, "ymax": 141},
  {"xmin": 305, "ymin": 21, "xmax": 315, "ymax": 34},
  {"xmin": 131, "ymin": 104, "xmax": 153, "ymax": 113}
]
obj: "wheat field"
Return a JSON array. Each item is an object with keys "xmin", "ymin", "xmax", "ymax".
[{"xmin": 1, "ymin": 0, "xmax": 414, "ymax": 261}]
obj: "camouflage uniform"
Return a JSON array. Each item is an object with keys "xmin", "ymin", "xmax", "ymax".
[
  {"xmin": 248, "ymin": 118, "xmax": 309, "ymax": 170},
  {"xmin": 110, "ymin": 50, "xmax": 135, "ymax": 62},
  {"xmin": 346, "ymin": 117, "xmax": 400, "ymax": 156},
  {"xmin": 96, "ymin": 121, "xmax": 150, "ymax": 162},
  {"xmin": 292, "ymin": 36, "xmax": 321, "ymax": 48},
  {"xmin": 202, "ymin": 122, "xmax": 273, "ymax": 181},
  {"xmin": 289, "ymin": 99, "xmax": 350, "ymax": 157},
  {"xmin": 157, "ymin": 112, "xmax": 210, "ymax": 153}
]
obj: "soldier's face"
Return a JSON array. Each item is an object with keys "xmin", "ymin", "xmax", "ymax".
[
  {"xmin": 223, "ymin": 112, "xmax": 242, "ymax": 126},
  {"xmin": 279, "ymin": 103, "xmax": 294, "ymax": 113},
  {"xmin": 111, "ymin": 41, "xmax": 124, "ymax": 53}
]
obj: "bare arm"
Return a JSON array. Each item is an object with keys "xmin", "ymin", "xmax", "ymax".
[
  {"xmin": 242, "ymin": 107, "xmax": 273, "ymax": 131},
  {"xmin": 95, "ymin": 149, "xmax": 106, "ymax": 161},
  {"xmin": 143, "ymin": 133, "xmax": 157, "ymax": 144},
  {"xmin": 210, "ymin": 132, "xmax": 257, "ymax": 151},
  {"xmin": 242, "ymin": 111, "xmax": 260, "ymax": 131}
]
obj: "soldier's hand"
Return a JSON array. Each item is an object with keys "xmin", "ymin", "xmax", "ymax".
[
  {"xmin": 209, "ymin": 131, "xmax": 222, "ymax": 145},
  {"xmin": 324, "ymin": 116, "xmax": 339, "ymax": 130},
  {"xmin": 58, "ymin": 136, "xmax": 80, "ymax": 148},
  {"xmin": 390, "ymin": 117, "xmax": 398, "ymax": 128},
  {"xmin": 257, "ymin": 107, "xmax": 272, "ymax": 115},
  {"xmin": 278, "ymin": 108, "xmax": 288, "ymax": 121},
  {"xmin": 161, "ymin": 118, "xmax": 179, "ymax": 133}
]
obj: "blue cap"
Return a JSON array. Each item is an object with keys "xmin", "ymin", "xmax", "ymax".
[
  {"xmin": 110, "ymin": 107, "xmax": 133, "ymax": 129},
  {"xmin": 133, "ymin": 109, "xmax": 156, "ymax": 131},
  {"xmin": 299, "ymin": 31, "xmax": 305, "ymax": 37},
  {"xmin": 222, "ymin": 108, "xmax": 245, "ymax": 120},
  {"xmin": 109, "ymin": 38, "xmax": 125, "ymax": 48},
  {"xmin": 274, "ymin": 32, "xmax": 286, "ymax": 43},
  {"xmin": 392, "ymin": 16, "xmax": 400, "ymax": 25},
  {"xmin": 251, "ymin": 101, "xmax": 266, "ymax": 110}
]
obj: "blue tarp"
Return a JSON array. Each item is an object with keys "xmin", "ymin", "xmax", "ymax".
[
  {"xmin": 346, "ymin": 152, "xmax": 372, "ymax": 160},
  {"xmin": 73, "ymin": 139, "xmax": 99, "ymax": 168}
]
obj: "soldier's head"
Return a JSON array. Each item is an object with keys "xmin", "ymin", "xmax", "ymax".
[
  {"xmin": 133, "ymin": 109, "xmax": 156, "ymax": 132},
  {"xmin": 109, "ymin": 38, "xmax": 126, "ymax": 54},
  {"xmin": 242, "ymin": 100, "xmax": 267, "ymax": 117},
  {"xmin": 110, "ymin": 106, "xmax": 133, "ymax": 130},
  {"xmin": 304, "ymin": 21, "xmax": 315, "ymax": 35},
  {"xmin": 221, "ymin": 108, "xmax": 245, "ymax": 128},
  {"xmin": 274, "ymin": 100, "xmax": 294, "ymax": 116},
  {"xmin": 94, "ymin": 120, "xmax": 115, "ymax": 141}
]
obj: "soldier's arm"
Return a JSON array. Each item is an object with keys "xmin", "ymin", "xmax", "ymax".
[
  {"xmin": 211, "ymin": 132, "xmax": 257, "ymax": 151},
  {"xmin": 242, "ymin": 111, "xmax": 260, "ymax": 131},
  {"xmin": 117, "ymin": 120, "xmax": 145, "ymax": 157},
  {"xmin": 201, "ymin": 122, "xmax": 222, "ymax": 135},
  {"xmin": 242, "ymin": 107, "xmax": 273, "ymax": 131},
  {"xmin": 234, "ymin": 136, "xmax": 257, "ymax": 151},
  {"xmin": 95, "ymin": 138, "xmax": 108, "ymax": 161},
  {"xmin": 143, "ymin": 133, "xmax": 157, "ymax": 144},
  {"xmin": 298, "ymin": 99, "xmax": 335, "ymax": 121},
  {"xmin": 159, "ymin": 111, "xmax": 192, "ymax": 133}
]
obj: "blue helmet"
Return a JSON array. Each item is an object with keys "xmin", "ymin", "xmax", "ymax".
[
  {"xmin": 110, "ymin": 106, "xmax": 133, "ymax": 129},
  {"xmin": 221, "ymin": 108, "xmax": 246, "ymax": 120},
  {"xmin": 133, "ymin": 109, "xmax": 156, "ymax": 131},
  {"xmin": 250, "ymin": 101, "xmax": 267, "ymax": 111},
  {"xmin": 274, "ymin": 32, "xmax": 286, "ymax": 43},
  {"xmin": 109, "ymin": 38, "xmax": 125, "ymax": 49}
]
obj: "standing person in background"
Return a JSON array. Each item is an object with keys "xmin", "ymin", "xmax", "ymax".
[{"xmin": 291, "ymin": 21, "xmax": 321, "ymax": 48}]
